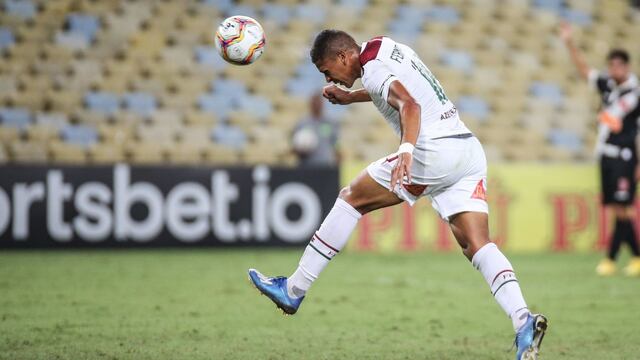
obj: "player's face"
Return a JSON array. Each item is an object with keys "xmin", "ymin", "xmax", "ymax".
[
  {"xmin": 608, "ymin": 58, "xmax": 630, "ymax": 84},
  {"xmin": 315, "ymin": 53, "xmax": 357, "ymax": 88}
]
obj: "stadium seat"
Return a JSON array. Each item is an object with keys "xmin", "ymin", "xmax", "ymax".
[
  {"xmin": 10, "ymin": 140, "xmax": 48, "ymax": 163},
  {"xmin": 49, "ymin": 141, "xmax": 88, "ymax": 164},
  {"xmin": 126, "ymin": 141, "xmax": 167, "ymax": 164},
  {"xmin": 66, "ymin": 13, "xmax": 101, "ymax": 42},
  {"xmin": 167, "ymin": 143, "xmax": 205, "ymax": 165},
  {"xmin": 0, "ymin": 126, "xmax": 20, "ymax": 143},
  {"xmin": 61, "ymin": 124, "xmax": 99, "ymax": 148},
  {"xmin": 0, "ymin": 27, "xmax": 15, "ymax": 51},
  {"xmin": 212, "ymin": 122, "xmax": 248, "ymax": 149},
  {"xmin": 84, "ymin": 91, "xmax": 120, "ymax": 115},
  {"xmin": 123, "ymin": 92, "xmax": 157, "ymax": 117},
  {"xmin": 4, "ymin": 0, "xmax": 36, "ymax": 19},
  {"xmin": 0, "ymin": 107, "xmax": 31, "ymax": 130},
  {"xmin": 202, "ymin": 144, "xmax": 240, "ymax": 165}
]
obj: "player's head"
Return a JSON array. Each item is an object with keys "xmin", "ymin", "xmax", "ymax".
[
  {"xmin": 606, "ymin": 49, "xmax": 630, "ymax": 84},
  {"xmin": 311, "ymin": 29, "xmax": 361, "ymax": 88}
]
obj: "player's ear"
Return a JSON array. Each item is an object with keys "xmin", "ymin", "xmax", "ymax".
[{"xmin": 337, "ymin": 51, "xmax": 347, "ymax": 65}]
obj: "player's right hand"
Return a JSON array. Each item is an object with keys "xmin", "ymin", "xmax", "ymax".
[
  {"xmin": 559, "ymin": 21, "xmax": 573, "ymax": 43},
  {"xmin": 322, "ymin": 85, "xmax": 352, "ymax": 105}
]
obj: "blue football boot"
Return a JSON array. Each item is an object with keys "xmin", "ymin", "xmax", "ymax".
[
  {"xmin": 248, "ymin": 268, "xmax": 304, "ymax": 315},
  {"xmin": 514, "ymin": 313, "xmax": 548, "ymax": 360}
]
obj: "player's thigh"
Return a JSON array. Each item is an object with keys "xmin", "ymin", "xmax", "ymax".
[
  {"xmin": 340, "ymin": 168, "xmax": 403, "ymax": 215},
  {"xmin": 449, "ymin": 211, "xmax": 490, "ymax": 259},
  {"xmin": 602, "ymin": 157, "xmax": 636, "ymax": 208}
]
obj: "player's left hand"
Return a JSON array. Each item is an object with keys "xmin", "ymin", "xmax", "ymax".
[{"xmin": 390, "ymin": 152, "xmax": 412, "ymax": 193}]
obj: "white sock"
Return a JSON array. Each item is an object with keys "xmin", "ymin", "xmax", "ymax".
[
  {"xmin": 287, "ymin": 198, "xmax": 362, "ymax": 298},
  {"xmin": 471, "ymin": 243, "xmax": 530, "ymax": 332}
]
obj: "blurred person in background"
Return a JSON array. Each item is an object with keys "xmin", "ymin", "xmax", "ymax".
[
  {"xmin": 561, "ymin": 22, "xmax": 640, "ymax": 276},
  {"xmin": 291, "ymin": 93, "xmax": 340, "ymax": 167}
]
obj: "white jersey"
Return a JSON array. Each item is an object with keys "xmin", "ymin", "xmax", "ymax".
[{"xmin": 359, "ymin": 37, "xmax": 470, "ymax": 148}]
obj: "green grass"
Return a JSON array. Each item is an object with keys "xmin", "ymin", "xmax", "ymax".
[{"xmin": 1, "ymin": 250, "xmax": 639, "ymax": 360}]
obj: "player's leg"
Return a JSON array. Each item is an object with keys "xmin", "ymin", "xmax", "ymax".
[
  {"xmin": 286, "ymin": 169, "xmax": 403, "ymax": 297},
  {"xmin": 449, "ymin": 211, "xmax": 530, "ymax": 331},
  {"xmin": 597, "ymin": 158, "xmax": 640, "ymax": 275},
  {"xmin": 248, "ymin": 167, "xmax": 403, "ymax": 314},
  {"xmin": 597, "ymin": 158, "xmax": 620, "ymax": 275},
  {"xmin": 449, "ymin": 211, "xmax": 547, "ymax": 359},
  {"xmin": 613, "ymin": 205, "xmax": 640, "ymax": 276}
]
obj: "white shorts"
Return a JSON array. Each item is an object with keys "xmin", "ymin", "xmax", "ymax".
[{"xmin": 366, "ymin": 135, "xmax": 489, "ymax": 220}]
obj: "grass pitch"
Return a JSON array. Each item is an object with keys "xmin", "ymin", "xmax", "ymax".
[{"xmin": 1, "ymin": 249, "xmax": 639, "ymax": 360}]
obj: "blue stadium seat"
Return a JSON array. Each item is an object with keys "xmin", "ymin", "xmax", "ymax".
[
  {"xmin": 211, "ymin": 79, "xmax": 247, "ymax": 98},
  {"xmin": 0, "ymin": 107, "xmax": 31, "ymax": 129},
  {"xmin": 35, "ymin": 112, "xmax": 68, "ymax": 129},
  {"xmin": 547, "ymin": 129, "xmax": 582, "ymax": 152},
  {"xmin": 225, "ymin": 5, "xmax": 258, "ymax": 19},
  {"xmin": 123, "ymin": 92, "xmax": 157, "ymax": 117},
  {"xmin": 55, "ymin": 31, "xmax": 90, "ymax": 50},
  {"xmin": 0, "ymin": 27, "xmax": 15, "ymax": 51},
  {"xmin": 533, "ymin": 0, "xmax": 564, "ymax": 13},
  {"xmin": 67, "ymin": 13, "xmax": 100, "ymax": 42},
  {"xmin": 561, "ymin": 8, "xmax": 592, "ymax": 26},
  {"xmin": 201, "ymin": 0, "xmax": 234, "ymax": 13},
  {"xmin": 262, "ymin": 4, "xmax": 291, "ymax": 24},
  {"xmin": 4, "ymin": 0, "xmax": 36, "ymax": 19},
  {"xmin": 425, "ymin": 5, "xmax": 460, "ymax": 24},
  {"xmin": 337, "ymin": 0, "xmax": 369, "ymax": 13},
  {"xmin": 238, "ymin": 95, "xmax": 272, "ymax": 119},
  {"xmin": 61, "ymin": 124, "xmax": 98, "ymax": 148},
  {"xmin": 324, "ymin": 101, "xmax": 348, "ymax": 120},
  {"xmin": 388, "ymin": 19, "xmax": 422, "ymax": 37},
  {"xmin": 286, "ymin": 77, "xmax": 324, "ymax": 98},
  {"xmin": 529, "ymin": 82, "xmax": 564, "ymax": 106},
  {"xmin": 84, "ymin": 92, "xmax": 120, "ymax": 115},
  {"xmin": 195, "ymin": 46, "xmax": 228, "ymax": 71},
  {"xmin": 396, "ymin": 5, "xmax": 427, "ymax": 23},
  {"xmin": 211, "ymin": 123, "xmax": 247, "ymax": 149},
  {"xmin": 296, "ymin": 62, "xmax": 320, "ymax": 78},
  {"xmin": 198, "ymin": 93, "xmax": 235, "ymax": 118},
  {"xmin": 440, "ymin": 50, "xmax": 475, "ymax": 73},
  {"xmin": 457, "ymin": 96, "xmax": 490, "ymax": 120},
  {"xmin": 295, "ymin": 4, "xmax": 326, "ymax": 24}
]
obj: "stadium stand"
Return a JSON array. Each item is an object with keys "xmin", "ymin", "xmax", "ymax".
[{"xmin": 0, "ymin": 0, "xmax": 638, "ymax": 165}]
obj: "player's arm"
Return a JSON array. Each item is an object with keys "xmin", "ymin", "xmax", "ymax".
[
  {"xmin": 559, "ymin": 22, "xmax": 590, "ymax": 81},
  {"xmin": 323, "ymin": 85, "xmax": 371, "ymax": 105},
  {"xmin": 386, "ymin": 80, "xmax": 421, "ymax": 190}
]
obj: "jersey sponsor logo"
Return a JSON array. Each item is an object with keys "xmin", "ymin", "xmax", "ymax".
[
  {"xmin": 617, "ymin": 177, "xmax": 630, "ymax": 191},
  {"xmin": 471, "ymin": 179, "xmax": 487, "ymax": 201},
  {"xmin": 440, "ymin": 106, "xmax": 458, "ymax": 120},
  {"xmin": 359, "ymin": 36, "xmax": 383, "ymax": 67}
]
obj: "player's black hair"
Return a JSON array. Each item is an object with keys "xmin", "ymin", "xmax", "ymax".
[
  {"xmin": 310, "ymin": 29, "xmax": 358, "ymax": 64},
  {"xmin": 607, "ymin": 49, "xmax": 630, "ymax": 64}
]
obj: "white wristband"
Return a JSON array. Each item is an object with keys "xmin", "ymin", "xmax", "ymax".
[{"xmin": 398, "ymin": 142, "xmax": 414, "ymax": 155}]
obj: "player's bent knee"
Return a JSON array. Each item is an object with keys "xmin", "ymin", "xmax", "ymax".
[{"xmin": 338, "ymin": 185, "xmax": 370, "ymax": 214}]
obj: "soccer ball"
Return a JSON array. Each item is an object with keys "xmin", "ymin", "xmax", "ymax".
[
  {"xmin": 292, "ymin": 127, "xmax": 319, "ymax": 155},
  {"xmin": 215, "ymin": 15, "xmax": 266, "ymax": 65}
]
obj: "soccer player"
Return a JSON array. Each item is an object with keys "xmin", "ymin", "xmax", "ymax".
[
  {"xmin": 560, "ymin": 23, "xmax": 640, "ymax": 276},
  {"xmin": 249, "ymin": 30, "xmax": 548, "ymax": 359}
]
